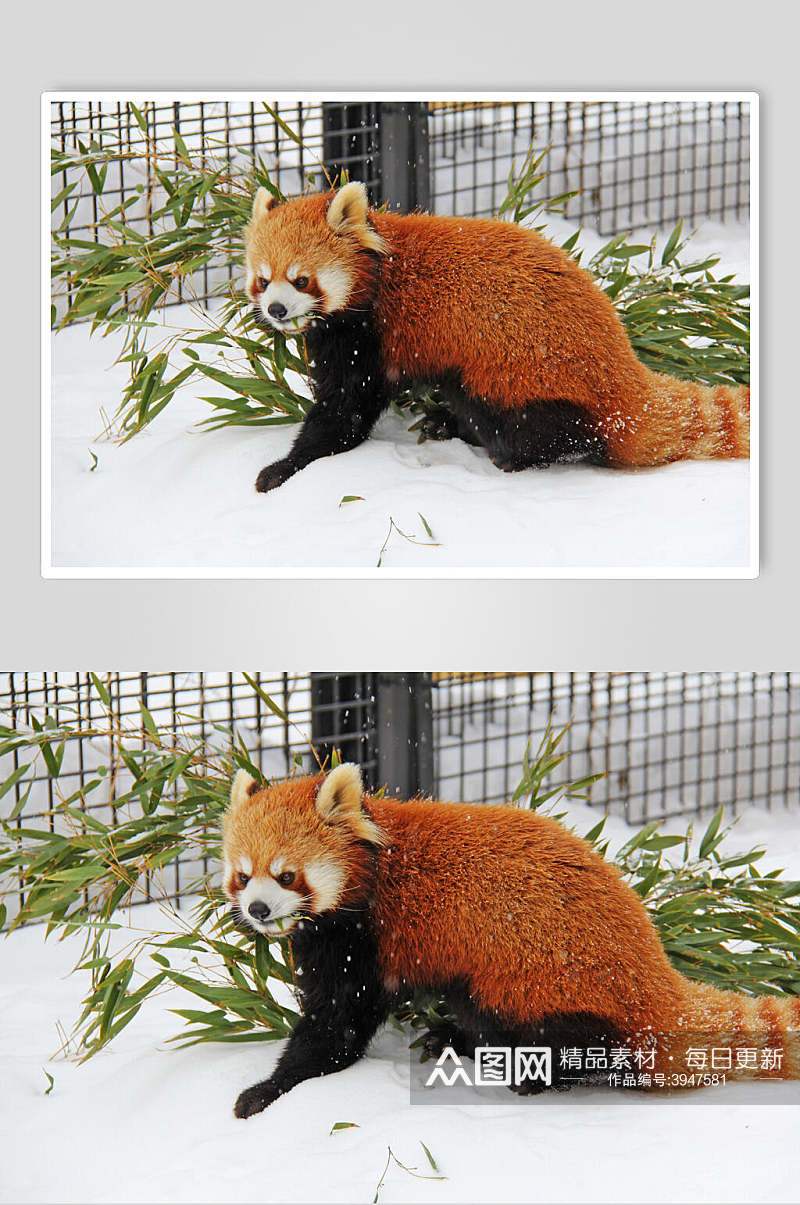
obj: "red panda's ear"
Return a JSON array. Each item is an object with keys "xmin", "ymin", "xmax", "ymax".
[
  {"xmin": 252, "ymin": 187, "xmax": 280, "ymax": 222},
  {"xmin": 315, "ymin": 763, "xmax": 385, "ymax": 844},
  {"xmin": 230, "ymin": 768, "xmax": 258, "ymax": 810},
  {"xmin": 315, "ymin": 762, "xmax": 362, "ymax": 821},
  {"xmin": 326, "ymin": 181, "xmax": 369, "ymax": 231},
  {"xmin": 326, "ymin": 182, "xmax": 385, "ymax": 254}
]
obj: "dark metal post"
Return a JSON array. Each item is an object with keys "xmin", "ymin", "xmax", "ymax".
[
  {"xmin": 321, "ymin": 102, "xmax": 380, "ymax": 198},
  {"xmin": 377, "ymin": 102, "xmax": 430, "ymax": 212},
  {"xmin": 375, "ymin": 673, "xmax": 434, "ymax": 797},
  {"xmin": 322, "ymin": 101, "xmax": 429, "ymax": 213},
  {"xmin": 310, "ymin": 673, "xmax": 379, "ymax": 788}
]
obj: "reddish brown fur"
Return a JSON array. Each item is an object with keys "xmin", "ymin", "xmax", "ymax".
[
  {"xmin": 246, "ymin": 193, "xmax": 750, "ymax": 467},
  {"xmin": 225, "ymin": 771, "xmax": 798, "ymax": 1083}
]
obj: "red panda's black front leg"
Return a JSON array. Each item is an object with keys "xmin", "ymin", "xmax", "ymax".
[
  {"xmin": 255, "ymin": 316, "xmax": 388, "ymax": 493},
  {"xmin": 254, "ymin": 390, "xmax": 387, "ymax": 493},
  {"xmin": 233, "ymin": 1008, "xmax": 380, "ymax": 1117},
  {"xmin": 234, "ymin": 912, "xmax": 388, "ymax": 1118}
]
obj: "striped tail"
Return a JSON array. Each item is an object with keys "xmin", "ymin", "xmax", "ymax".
[
  {"xmin": 662, "ymin": 982, "xmax": 800, "ymax": 1082},
  {"xmin": 638, "ymin": 371, "xmax": 750, "ymax": 463}
]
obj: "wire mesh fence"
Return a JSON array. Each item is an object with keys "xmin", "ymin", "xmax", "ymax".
[
  {"xmin": 428, "ymin": 100, "xmax": 750, "ymax": 231},
  {"xmin": 3, "ymin": 671, "xmax": 793, "ymax": 924},
  {"xmin": 0, "ymin": 672, "xmax": 386, "ymax": 821},
  {"xmin": 433, "ymin": 673, "xmax": 798, "ymax": 823},
  {"xmin": 50, "ymin": 100, "xmax": 334, "ymax": 318},
  {"xmin": 50, "ymin": 96, "xmax": 751, "ymax": 320},
  {"xmin": 0, "ymin": 672, "xmax": 378, "ymax": 921}
]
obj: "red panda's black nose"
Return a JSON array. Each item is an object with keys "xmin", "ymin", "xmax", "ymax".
[
  {"xmin": 248, "ymin": 901, "xmax": 271, "ymax": 922},
  {"xmin": 267, "ymin": 301, "xmax": 287, "ymax": 320}
]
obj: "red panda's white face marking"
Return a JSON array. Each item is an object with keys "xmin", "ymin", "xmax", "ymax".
[
  {"xmin": 304, "ymin": 858, "xmax": 347, "ymax": 912},
  {"xmin": 235, "ymin": 868, "xmax": 308, "ymax": 937},
  {"xmin": 250, "ymin": 260, "xmax": 319, "ymax": 334},
  {"xmin": 221, "ymin": 764, "xmax": 383, "ymax": 939}
]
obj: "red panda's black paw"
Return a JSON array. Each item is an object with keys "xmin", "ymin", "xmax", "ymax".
[
  {"xmin": 420, "ymin": 1030, "xmax": 449, "ymax": 1059},
  {"xmin": 418, "ymin": 412, "xmax": 459, "ymax": 442},
  {"xmin": 420, "ymin": 1024, "xmax": 470, "ymax": 1059},
  {"xmin": 489, "ymin": 453, "xmax": 526, "ymax": 473},
  {"xmin": 255, "ymin": 459, "xmax": 295, "ymax": 493},
  {"xmin": 510, "ymin": 1078, "xmax": 551, "ymax": 1096},
  {"xmin": 234, "ymin": 1082, "xmax": 280, "ymax": 1118}
]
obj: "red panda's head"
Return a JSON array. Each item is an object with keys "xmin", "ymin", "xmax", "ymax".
[
  {"xmin": 244, "ymin": 181, "xmax": 386, "ymax": 334},
  {"xmin": 221, "ymin": 763, "xmax": 384, "ymax": 937}
]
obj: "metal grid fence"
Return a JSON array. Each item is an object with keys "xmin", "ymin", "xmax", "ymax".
[
  {"xmin": 433, "ymin": 673, "xmax": 798, "ymax": 823},
  {"xmin": 50, "ymin": 100, "xmax": 381, "ymax": 317},
  {"xmin": 50, "ymin": 97, "xmax": 750, "ymax": 319},
  {"xmin": 3, "ymin": 672, "xmax": 794, "ymax": 923},
  {"xmin": 428, "ymin": 100, "xmax": 750, "ymax": 231},
  {"xmin": 0, "ymin": 671, "xmax": 382, "ymax": 822},
  {"xmin": 0, "ymin": 673, "xmax": 378, "ymax": 920}
]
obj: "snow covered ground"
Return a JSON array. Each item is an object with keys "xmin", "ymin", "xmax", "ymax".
[
  {"xmin": 2, "ymin": 800, "xmax": 797, "ymax": 1205},
  {"xmin": 47, "ymin": 220, "xmax": 752, "ymax": 575}
]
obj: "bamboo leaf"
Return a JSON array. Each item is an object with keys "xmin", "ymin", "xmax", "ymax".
[
  {"xmin": 421, "ymin": 1142, "xmax": 439, "ymax": 1171},
  {"xmin": 699, "ymin": 806, "xmax": 725, "ymax": 859},
  {"xmin": 0, "ymin": 763, "xmax": 32, "ymax": 804},
  {"xmin": 241, "ymin": 674, "xmax": 288, "ymax": 722}
]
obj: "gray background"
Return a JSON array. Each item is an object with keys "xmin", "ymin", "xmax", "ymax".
[{"xmin": 2, "ymin": 0, "xmax": 796, "ymax": 668}]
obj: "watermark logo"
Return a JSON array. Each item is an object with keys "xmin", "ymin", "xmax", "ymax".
[
  {"xmin": 424, "ymin": 1046, "xmax": 552, "ymax": 1089},
  {"xmin": 410, "ymin": 1038, "xmax": 797, "ymax": 1106}
]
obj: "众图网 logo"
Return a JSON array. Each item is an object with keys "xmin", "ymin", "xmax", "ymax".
[{"xmin": 424, "ymin": 1046, "xmax": 552, "ymax": 1089}]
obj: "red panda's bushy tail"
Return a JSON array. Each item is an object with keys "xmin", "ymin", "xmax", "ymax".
[
  {"xmin": 659, "ymin": 981, "xmax": 800, "ymax": 1082},
  {"xmin": 607, "ymin": 373, "xmax": 750, "ymax": 466}
]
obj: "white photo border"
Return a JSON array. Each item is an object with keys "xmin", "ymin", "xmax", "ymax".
[{"xmin": 41, "ymin": 90, "xmax": 759, "ymax": 580}]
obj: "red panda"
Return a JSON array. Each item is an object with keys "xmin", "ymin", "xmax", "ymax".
[
  {"xmin": 244, "ymin": 181, "xmax": 750, "ymax": 493},
  {"xmin": 222, "ymin": 764, "xmax": 798, "ymax": 1118}
]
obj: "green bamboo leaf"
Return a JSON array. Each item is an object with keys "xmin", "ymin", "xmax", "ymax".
[
  {"xmin": 633, "ymin": 863, "xmax": 664, "ymax": 898},
  {"xmin": 261, "ymin": 104, "xmax": 302, "ymax": 146},
  {"xmin": 129, "ymin": 104, "xmax": 149, "ymax": 135},
  {"xmin": 420, "ymin": 1142, "xmax": 439, "ymax": 1171},
  {"xmin": 698, "ymin": 806, "xmax": 725, "ymax": 859},
  {"xmin": 90, "ymin": 674, "xmax": 111, "ymax": 707},
  {"xmin": 0, "ymin": 763, "xmax": 32, "ymax": 804},
  {"xmin": 607, "ymin": 244, "xmax": 651, "ymax": 259},
  {"xmin": 661, "ymin": 221, "xmax": 684, "ymax": 265},
  {"xmin": 254, "ymin": 937, "xmax": 272, "ymax": 982},
  {"xmin": 139, "ymin": 703, "xmax": 159, "ymax": 738},
  {"xmin": 51, "ymin": 181, "xmax": 78, "ymax": 212},
  {"xmin": 241, "ymin": 674, "xmax": 288, "ymax": 722},
  {"xmin": 641, "ymin": 835, "xmax": 686, "ymax": 851},
  {"xmin": 583, "ymin": 818, "xmax": 607, "ymax": 843}
]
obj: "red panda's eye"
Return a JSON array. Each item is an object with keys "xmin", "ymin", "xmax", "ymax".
[
  {"xmin": 293, "ymin": 276, "xmax": 309, "ymax": 290},
  {"xmin": 236, "ymin": 872, "xmax": 250, "ymax": 890},
  {"xmin": 277, "ymin": 871, "xmax": 295, "ymax": 888},
  {"xmin": 256, "ymin": 276, "xmax": 268, "ymax": 291}
]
